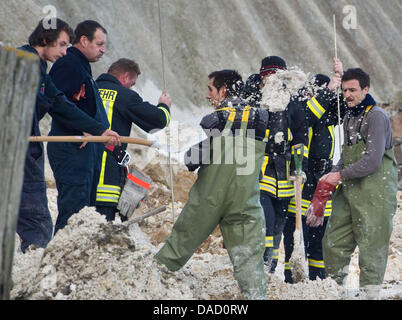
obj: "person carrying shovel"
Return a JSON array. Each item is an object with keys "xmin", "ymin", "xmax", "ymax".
[{"xmin": 283, "ymin": 68, "xmax": 346, "ymax": 283}]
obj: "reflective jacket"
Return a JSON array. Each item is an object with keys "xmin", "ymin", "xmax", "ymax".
[
  {"xmin": 95, "ymin": 73, "xmax": 171, "ymax": 205},
  {"xmin": 288, "ymin": 88, "xmax": 347, "ymax": 216},
  {"xmin": 259, "ymin": 96, "xmax": 308, "ymax": 199}
]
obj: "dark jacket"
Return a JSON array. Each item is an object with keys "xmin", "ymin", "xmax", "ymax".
[
  {"xmin": 96, "ymin": 73, "xmax": 170, "ymax": 148},
  {"xmin": 288, "ymin": 88, "xmax": 347, "ymax": 216},
  {"xmin": 259, "ymin": 96, "xmax": 309, "ymax": 199},
  {"xmin": 184, "ymin": 97, "xmax": 268, "ymax": 172},
  {"xmin": 305, "ymin": 88, "xmax": 347, "ymax": 162},
  {"xmin": 19, "ymin": 45, "xmax": 107, "ymax": 182},
  {"xmin": 95, "ymin": 73, "xmax": 171, "ymax": 206},
  {"xmin": 47, "ymin": 46, "xmax": 109, "ymax": 209},
  {"xmin": 17, "ymin": 45, "xmax": 107, "ymax": 250}
]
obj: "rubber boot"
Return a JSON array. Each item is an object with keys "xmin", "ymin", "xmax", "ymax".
[
  {"xmin": 359, "ymin": 285, "xmax": 381, "ymax": 300},
  {"xmin": 309, "ymin": 266, "xmax": 326, "ymax": 281},
  {"xmin": 284, "ymin": 264, "xmax": 293, "ymax": 284},
  {"xmin": 263, "ymin": 247, "xmax": 273, "ymax": 266},
  {"xmin": 270, "ymin": 258, "xmax": 278, "ymax": 273}
]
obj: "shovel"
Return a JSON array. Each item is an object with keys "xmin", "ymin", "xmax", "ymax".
[
  {"xmin": 289, "ymin": 143, "xmax": 307, "ymax": 282},
  {"xmin": 126, "ymin": 205, "xmax": 167, "ymax": 225}
]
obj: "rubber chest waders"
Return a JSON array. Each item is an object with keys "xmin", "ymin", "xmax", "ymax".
[
  {"xmin": 156, "ymin": 107, "xmax": 267, "ymax": 299},
  {"xmin": 323, "ymin": 106, "xmax": 398, "ymax": 287}
]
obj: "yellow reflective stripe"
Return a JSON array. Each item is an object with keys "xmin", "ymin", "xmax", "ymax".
[
  {"xmin": 284, "ymin": 261, "xmax": 291, "ymax": 270},
  {"xmin": 288, "ymin": 128, "xmax": 293, "ymax": 142},
  {"xmin": 97, "ymin": 184, "xmax": 121, "ymax": 195},
  {"xmin": 228, "ymin": 110, "xmax": 236, "ymax": 122},
  {"xmin": 98, "ymin": 151, "xmax": 108, "ymax": 186},
  {"xmin": 324, "ymin": 200, "xmax": 332, "ymax": 217},
  {"xmin": 259, "ymin": 183, "xmax": 277, "ymax": 196},
  {"xmin": 99, "ymin": 89, "xmax": 117, "ymax": 128},
  {"xmin": 308, "ymin": 259, "xmax": 325, "ymax": 269},
  {"xmin": 96, "ymin": 193, "xmax": 120, "ymax": 203},
  {"xmin": 278, "ymin": 188, "xmax": 295, "ymax": 197},
  {"xmin": 261, "ymin": 155, "xmax": 269, "ymax": 177},
  {"xmin": 328, "ymin": 125, "xmax": 335, "ymax": 159},
  {"xmin": 307, "ymin": 96, "xmax": 326, "ymax": 119},
  {"xmin": 261, "ymin": 175, "xmax": 277, "ymax": 186},
  {"xmin": 308, "ymin": 127, "xmax": 313, "ymax": 151},
  {"xmin": 265, "ymin": 129, "xmax": 270, "ymax": 143},
  {"xmin": 278, "ymin": 180, "xmax": 293, "ymax": 188},
  {"xmin": 98, "ymin": 89, "xmax": 118, "ymax": 188},
  {"xmin": 272, "ymin": 249, "xmax": 279, "ymax": 260},
  {"xmin": 158, "ymin": 106, "xmax": 171, "ymax": 126},
  {"xmin": 265, "ymin": 236, "xmax": 273, "ymax": 248},
  {"xmin": 241, "ymin": 107, "xmax": 250, "ymax": 122},
  {"xmin": 215, "ymin": 107, "xmax": 235, "ymax": 112},
  {"xmin": 288, "ymin": 198, "xmax": 310, "ymax": 215}
]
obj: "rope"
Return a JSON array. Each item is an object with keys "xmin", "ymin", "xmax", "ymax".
[
  {"xmin": 157, "ymin": 0, "xmax": 175, "ymax": 223},
  {"xmin": 333, "ymin": 14, "xmax": 342, "ymax": 156}
]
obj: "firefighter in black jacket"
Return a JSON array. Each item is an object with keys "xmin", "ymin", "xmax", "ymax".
[
  {"xmin": 95, "ymin": 58, "xmax": 171, "ymax": 221},
  {"xmin": 283, "ymin": 70, "xmax": 347, "ymax": 282},
  {"xmin": 257, "ymin": 56, "xmax": 309, "ymax": 272}
]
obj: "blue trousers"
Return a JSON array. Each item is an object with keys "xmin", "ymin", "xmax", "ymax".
[
  {"xmin": 260, "ymin": 192, "xmax": 289, "ymax": 271},
  {"xmin": 18, "ymin": 181, "xmax": 53, "ymax": 252}
]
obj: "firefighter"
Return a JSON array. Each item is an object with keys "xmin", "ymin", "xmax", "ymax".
[
  {"xmin": 94, "ymin": 58, "xmax": 171, "ymax": 221},
  {"xmin": 156, "ymin": 70, "xmax": 269, "ymax": 299},
  {"xmin": 257, "ymin": 56, "xmax": 309, "ymax": 272},
  {"xmin": 283, "ymin": 70, "xmax": 346, "ymax": 283}
]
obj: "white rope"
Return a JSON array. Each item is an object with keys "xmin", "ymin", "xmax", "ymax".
[
  {"xmin": 333, "ymin": 14, "xmax": 342, "ymax": 155},
  {"xmin": 157, "ymin": 0, "xmax": 175, "ymax": 223}
]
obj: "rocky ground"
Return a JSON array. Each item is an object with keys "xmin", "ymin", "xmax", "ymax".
[{"xmin": 10, "ymin": 155, "xmax": 402, "ymax": 300}]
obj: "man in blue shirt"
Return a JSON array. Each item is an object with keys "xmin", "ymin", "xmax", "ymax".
[
  {"xmin": 49, "ymin": 20, "xmax": 120, "ymax": 234},
  {"xmin": 18, "ymin": 18, "xmax": 120, "ymax": 252}
]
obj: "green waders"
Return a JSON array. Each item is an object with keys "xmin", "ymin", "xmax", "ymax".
[
  {"xmin": 155, "ymin": 108, "xmax": 267, "ymax": 300},
  {"xmin": 323, "ymin": 108, "xmax": 398, "ymax": 289}
]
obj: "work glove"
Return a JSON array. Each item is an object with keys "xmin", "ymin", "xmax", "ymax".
[
  {"xmin": 117, "ymin": 167, "xmax": 152, "ymax": 219},
  {"xmin": 305, "ymin": 179, "xmax": 336, "ymax": 227},
  {"xmin": 289, "ymin": 171, "xmax": 307, "ymax": 184}
]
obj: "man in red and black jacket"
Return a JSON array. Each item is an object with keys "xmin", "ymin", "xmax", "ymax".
[{"xmin": 95, "ymin": 58, "xmax": 171, "ymax": 221}]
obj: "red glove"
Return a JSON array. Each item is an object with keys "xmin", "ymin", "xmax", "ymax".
[{"xmin": 306, "ymin": 179, "xmax": 336, "ymax": 227}]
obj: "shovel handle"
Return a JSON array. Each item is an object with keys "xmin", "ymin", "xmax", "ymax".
[
  {"xmin": 29, "ymin": 135, "xmax": 153, "ymax": 147},
  {"xmin": 295, "ymin": 175, "xmax": 303, "ymax": 231},
  {"xmin": 293, "ymin": 144, "xmax": 304, "ymax": 231},
  {"xmin": 126, "ymin": 205, "xmax": 167, "ymax": 225}
]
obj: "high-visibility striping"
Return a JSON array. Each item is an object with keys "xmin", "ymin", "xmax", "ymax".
[
  {"xmin": 307, "ymin": 96, "xmax": 326, "ymax": 119},
  {"xmin": 308, "ymin": 259, "xmax": 325, "ymax": 269},
  {"xmin": 127, "ymin": 173, "xmax": 151, "ymax": 189},
  {"xmin": 158, "ymin": 106, "xmax": 171, "ymax": 126},
  {"xmin": 96, "ymin": 193, "xmax": 120, "ymax": 203},
  {"xmin": 265, "ymin": 236, "xmax": 273, "ymax": 247}
]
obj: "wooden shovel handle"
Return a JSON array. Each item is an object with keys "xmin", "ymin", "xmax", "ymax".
[
  {"xmin": 295, "ymin": 175, "xmax": 303, "ymax": 231},
  {"xmin": 29, "ymin": 135, "xmax": 153, "ymax": 147}
]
